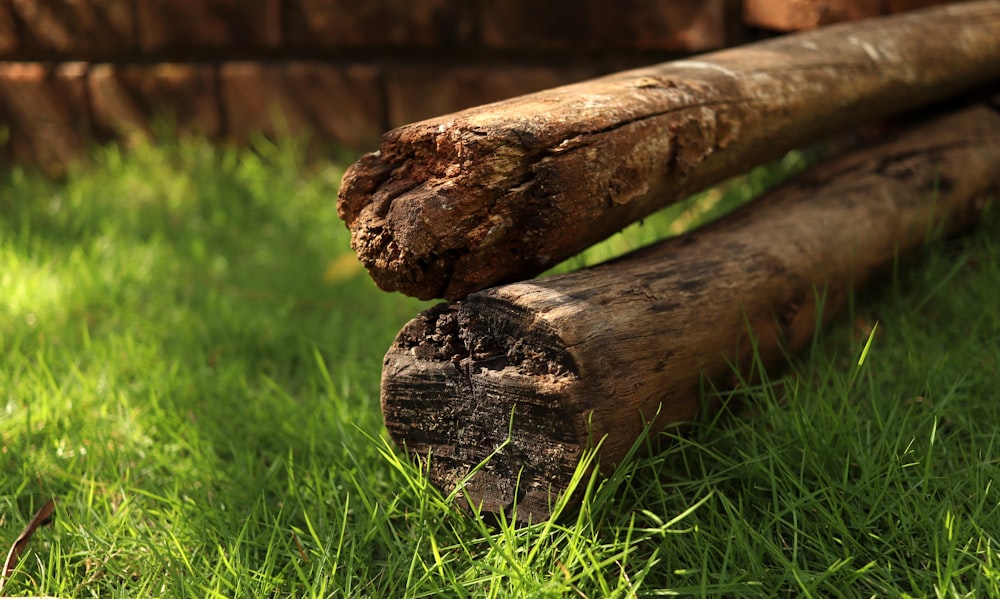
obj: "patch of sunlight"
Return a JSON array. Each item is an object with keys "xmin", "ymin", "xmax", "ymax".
[
  {"xmin": 0, "ymin": 250, "xmax": 70, "ymax": 329},
  {"xmin": 662, "ymin": 186, "xmax": 726, "ymax": 236}
]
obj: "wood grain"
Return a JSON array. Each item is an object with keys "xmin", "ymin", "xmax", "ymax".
[{"xmin": 380, "ymin": 103, "xmax": 1000, "ymax": 523}]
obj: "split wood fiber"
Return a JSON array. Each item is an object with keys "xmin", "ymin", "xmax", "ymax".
[
  {"xmin": 381, "ymin": 104, "xmax": 1000, "ymax": 523},
  {"xmin": 338, "ymin": 1, "xmax": 1000, "ymax": 300}
]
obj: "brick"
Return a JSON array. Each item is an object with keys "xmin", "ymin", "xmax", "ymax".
[
  {"xmin": 53, "ymin": 60, "xmax": 89, "ymax": 109},
  {"xmin": 0, "ymin": 62, "xmax": 90, "ymax": 174},
  {"xmin": 10, "ymin": 0, "xmax": 135, "ymax": 58},
  {"xmin": 479, "ymin": 2, "xmax": 588, "ymax": 50},
  {"xmin": 885, "ymin": 0, "xmax": 956, "ymax": 13},
  {"xmin": 599, "ymin": 0, "xmax": 731, "ymax": 51},
  {"xmin": 479, "ymin": 0, "xmax": 731, "ymax": 51},
  {"xmin": 88, "ymin": 63, "xmax": 221, "ymax": 139},
  {"xmin": 742, "ymin": 0, "xmax": 881, "ymax": 30},
  {"xmin": 384, "ymin": 65, "xmax": 598, "ymax": 128},
  {"xmin": 286, "ymin": 0, "xmax": 474, "ymax": 48},
  {"xmin": 136, "ymin": 0, "xmax": 281, "ymax": 52},
  {"xmin": 0, "ymin": 0, "xmax": 17, "ymax": 57},
  {"xmin": 220, "ymin": 61, "xmax": 384, "ymax": 151}
]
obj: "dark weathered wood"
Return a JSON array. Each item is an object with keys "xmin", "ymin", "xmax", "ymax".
[
  {"xmin": 338, "ymin": 1, "xmax": 1000, "ymax": 300},
  {"xmin": 381, "ymin": 103, "xmax": 1000, "ymax": 523}
]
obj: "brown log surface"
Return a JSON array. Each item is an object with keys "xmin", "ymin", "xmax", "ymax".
[
  {"xmin": 338, "ymin": 1, "xmax": 1000, "ymax": 300},
  {"xmin": 381, "ymin": 103, "xmax": 1000, "ymax": 523}
]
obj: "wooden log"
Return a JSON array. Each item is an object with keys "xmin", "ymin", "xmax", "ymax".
[
  {"xmin": 381, "ymin": 103, "xmax": 1000, "ymax": 523},
  {"xmin": 338, "ymin": 1, "xmax": 1000, "ymax": 300}
]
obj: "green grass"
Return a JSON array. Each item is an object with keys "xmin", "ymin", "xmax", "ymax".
[{"xmin": 1, "ymin": 137, "xmax": 998, "ymax": 598}]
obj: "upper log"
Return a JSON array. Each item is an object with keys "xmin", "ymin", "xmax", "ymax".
[
  {"xmin": 338, "ymin": 1, "xmax": 1000, "ymax": 300},
  {"xmin": 381, "ymin": 103, "xmax": 1000, "ymax": 523}
]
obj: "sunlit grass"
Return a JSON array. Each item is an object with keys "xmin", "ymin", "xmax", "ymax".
[{"xmin": 1, "ymin": 137, "xmax": 998, "ymax": 597}]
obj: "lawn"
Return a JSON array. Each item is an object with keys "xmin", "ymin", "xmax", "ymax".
[{"xmin": 1, "ymin": 137, "xmax": 998, "ymax": 598}]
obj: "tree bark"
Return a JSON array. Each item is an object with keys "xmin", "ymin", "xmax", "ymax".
[
  {"xmin": 338, "ymin": 1, "xmax": 1000, "ymax": 300},
  {"xmin": 380, "ymin": 103, "xmax": 1000, "ymax": 523}
]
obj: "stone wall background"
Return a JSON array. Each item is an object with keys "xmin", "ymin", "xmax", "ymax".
[{"xmin": 0, "ymin": 0, "xmax": 958, "ymax": 174}]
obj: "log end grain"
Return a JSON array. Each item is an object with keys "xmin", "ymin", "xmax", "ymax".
[
  {"xmin": 382, "ymin": 297, "xmax": 596, "ymax": 522},
  {"xmin": 336, "ymin": 125, "xmax": 551, "ymax": 301}
]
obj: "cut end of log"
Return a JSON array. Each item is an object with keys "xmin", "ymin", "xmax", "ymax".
[
  {"xmin": 337, "ymin": 123, "xmax": 550, "ymax": 300},
  {"xmin": 381, "ymin": 294, "xmax": 599, "ymax": 522},
  {"xmin": 336, "ymin": 152, "xmax": 454, "ymax": 300},
  {"xmin": 336, "ymin": 106, "xmax": 663, "ymax": 301}
]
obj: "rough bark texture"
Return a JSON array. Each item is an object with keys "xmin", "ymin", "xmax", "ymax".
[
  {"xmin": 338, "ymin": 1, "xmax": 1000, "ymax": 300},
  {"xmin": 381, "ymin": 103, "xmax": 1000, "ymax": 523}
]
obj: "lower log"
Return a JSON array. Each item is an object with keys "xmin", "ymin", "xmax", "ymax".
[{"xmin": 381, "ymin": 103, "xmax": 1000, "ymax": 523}]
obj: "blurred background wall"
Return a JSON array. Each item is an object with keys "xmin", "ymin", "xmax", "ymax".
[{"xmin": 0, "ymin": 0, "xmax": 955, "ymax": 174}]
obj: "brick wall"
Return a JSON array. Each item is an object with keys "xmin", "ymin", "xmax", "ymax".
[{"xmin": 0, "ymin": 0, "xmax": 959, "ymax": 174}]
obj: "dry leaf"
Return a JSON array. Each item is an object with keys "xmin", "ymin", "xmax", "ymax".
[{"xmin": 0, "ymin": 499, "xmax": 57, "ymax": 595}]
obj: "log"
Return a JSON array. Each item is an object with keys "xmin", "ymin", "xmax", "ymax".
[
  {"xmin": 338, "ymin": 1, "xmax": 1000, "ymax": 300},
  {"xmin": 380, "ymin": 103, "xmax": 1000, "ymax": 523}
]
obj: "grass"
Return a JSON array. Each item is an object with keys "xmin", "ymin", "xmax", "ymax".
[{"xmin": 1, "ymin": 136, "xmax": 998, "ymax": 598}]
